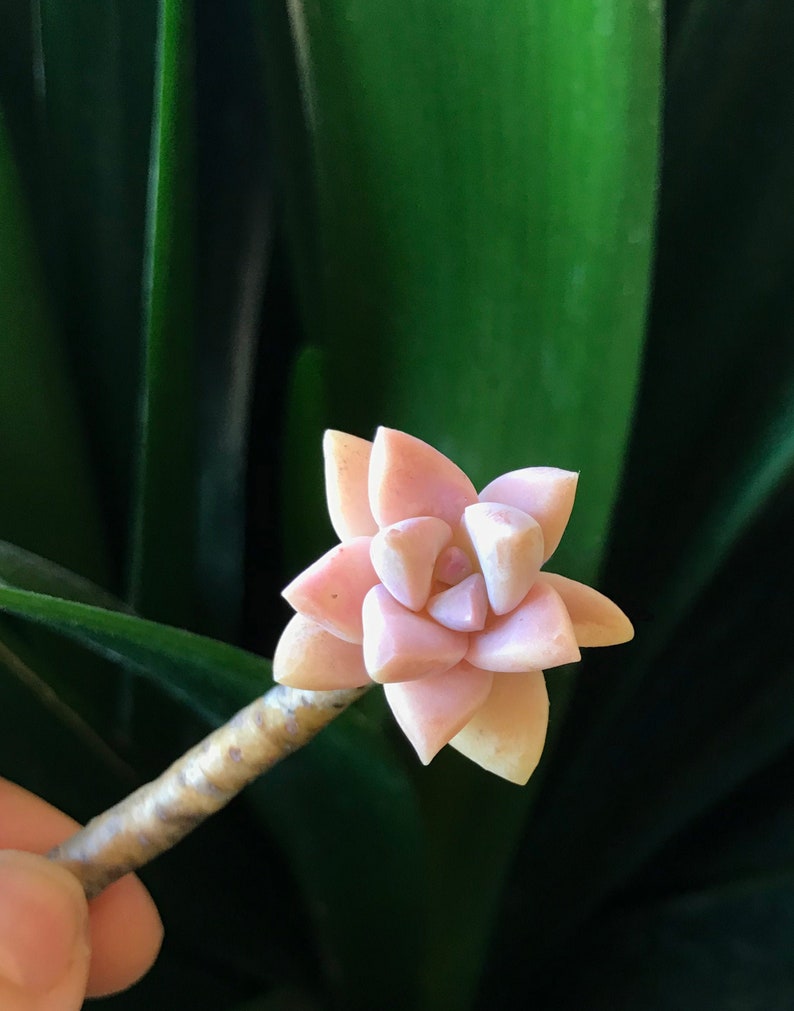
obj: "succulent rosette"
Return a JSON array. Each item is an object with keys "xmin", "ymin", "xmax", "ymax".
[{"xmin": 273, "ymin": 428, "xmax": 633, "ymax": 784}]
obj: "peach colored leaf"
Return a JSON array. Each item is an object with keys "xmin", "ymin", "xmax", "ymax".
[
  {"xmin": 369, "ymin": 427, "xmax": 478, "ymax": 528},
  {"xmin": 479, "ymin": 467, "xmax": 578, "ymax": 562},
  {"xmin": 362, "ymin": 585, "xmax": 467, "ymax": 683},
  {"xmin": 466, "ymin": 581, "xmax": 580, "ymax": 672},
  {"xmin": 282, "ymin": 537, "xmax": 378, "ymax": 644},
  {"xmin": 323, "ymin": 430, "xmax": 378, "ymax": 539},
  {"xmin": 370, "ymin": 516, "xmax": 452, "ymax": 611},
  {"xmin": 434, "ymin": 545, "xmax": 474, "ymax": 585},
  {"xmin": 385, "ymin": 662, "xmax": 494, "ymax": 764},
  {"xmin": 538, "ymin": 572, "xmax": 634, "ymax": 647},
  {"xmin": 463, "ymin": 502, "xmax": 543, "ymax": 615},
  {"xmin": 427, "ymin": 573, "xmax": 489, "ymax": 632},
  {"xmin": 449, "ymin": 671, "xmax": 549, "ymax": 785},
  {"xmin": 273, "ymin": 613, "xmax": 371, "ymax": 689}
]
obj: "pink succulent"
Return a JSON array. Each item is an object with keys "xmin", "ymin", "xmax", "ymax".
[{"xmin": 273, "ymin": 428, "xmax": 633, "ymax": 785}]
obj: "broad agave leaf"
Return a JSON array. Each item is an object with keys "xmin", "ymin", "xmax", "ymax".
[
  {"xmin": 261, "ymin": 1, "xmax": 661, "ymax": 1006},
  {"xmin": 36, "ymin": 0, "xmax": 157, "ymax": 543}
]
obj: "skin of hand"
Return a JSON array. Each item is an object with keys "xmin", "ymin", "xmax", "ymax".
[{"xmin": 0, "ymin": 778, "xmax": 163, "ymax": 1011}]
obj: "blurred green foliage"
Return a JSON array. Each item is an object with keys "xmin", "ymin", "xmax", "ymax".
[{"xmin": 0, "ymin": 1, "xmax": 792, "ymax": 1008}]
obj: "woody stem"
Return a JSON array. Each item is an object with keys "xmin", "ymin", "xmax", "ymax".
[{"xmin": 48, "ymin": 683, "xmax": 369, "ymax": 899}]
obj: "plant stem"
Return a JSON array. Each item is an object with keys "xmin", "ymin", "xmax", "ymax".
[{"xmin": 48, "ymin": 683, "xmax": 368, "ymax": 899}]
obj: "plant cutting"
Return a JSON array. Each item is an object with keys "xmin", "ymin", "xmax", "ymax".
[
  {"xmin": 49, "ymin": 426, "xmax": 632, "ymax": 898},
  {"xmin": 4, "ymin": 1, "xmax": 788, "ymax": 1007}
]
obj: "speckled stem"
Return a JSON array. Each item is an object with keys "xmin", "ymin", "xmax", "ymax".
[{"xmin": 48, "ymin": 684, "xmax": 369, "ymax": 899}]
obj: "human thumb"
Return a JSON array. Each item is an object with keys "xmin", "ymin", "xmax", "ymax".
[{"xmin": 0, "ymin": 851, "xmax": 90, "ymax": 1011}]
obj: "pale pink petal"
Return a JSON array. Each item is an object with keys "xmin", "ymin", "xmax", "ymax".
[
  {"xmin": 449, "ymin": 671, "xmax": 549, "ymax": 785},
  {"xmin": 539, "ymin": 572, "xmax": 634, "ymax": 647},
  {"xmin": 362, "ymin": 585, "xmax": 467, "ymax": 683},
  {"xmin": 323, "ymin": 430, "xmax": 378, "ymax": 539},
  {"xmin": 463, "ymin": 502, "xmax": 544, "ymax": 615},
  {"xmin": 434, "ymin": 545, "xmax": 473, "ymax": 585},
  {"xmin": 466, "ymin": 581, "xmax": 581, "ymax": 672},
  {"xmin": 385, "ymin": 662, "xmax": 494, "ymax": 764},
  {"xmin": 282, "ymin": 537, "xmax": 377, "ymax": 644},
  {"xmin": 479, "ymin": 467, "xmax": 578, "ymax": 562},
  {"xmin": 427, "ymin": 573, "xmax": 489, "ymax": 632},
  {"xmin": 368, "ymin": 427, "xmax": 478, "ymax": 528},
  {"xmin": 273, "ymin": 613, "xmax": 371, "ymax": 689},
  {"xmin": 370, "ymin": 517, "xmax": 453, "ymax": 611}
]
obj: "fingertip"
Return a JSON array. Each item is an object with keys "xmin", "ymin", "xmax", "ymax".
[
  {"xmin": 0, "ymin": 780, "xmax": 162, "ymax": 998},
  {"xmin": 0, "ymin": 851, "xmax": 90, "ymax": 1010},
  {"xmin": 86, "ymin": 874, "xmax": 163, "ymax": 997}
]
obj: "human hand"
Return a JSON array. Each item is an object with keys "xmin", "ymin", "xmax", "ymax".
[{"xmin": 0, "ymin": 777, "xmax": 163, "ymax": 1010}]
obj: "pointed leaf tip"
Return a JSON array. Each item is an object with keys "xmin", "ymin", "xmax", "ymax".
[
  {"xmin": 466, "ymin": 581, "xmax": 581, "ymax": 672},
  {"xmin": 479, "ymin": 467, "xmax": 578, "ymax": 562},
  {"xmin": 282, "ymin": 537, "xmax": 378, "ymax": 644},
  {"xmin": 385, "ymin": 662, "xmax": 493, "ymax": 764},
  {"xmin": 370, "ymin": 517, "xmax": 452, "ymax": 611},
  {"xmin": 450, "ymin": 671, "xmax": 549, "ymax": 785},
  {"xmin": 463, "ymin": 502, "xmax": 544, "ymax": 615},
  {"xmin": 539, "ymin": 572, "xmax": 634, "ymax": 647},
  {"xmin": 273, "ymin": 613, "xmax": 371, "ymax": 690},
  {"xmin": 369, "ymin": 428, "xmax": 478, "ymax": 529},
  {"xmin": 427, "ymin": 573, "xmax": 489, "ymax": 632},
  {"xmin": 323, "ymin": 430, "xmax": 378, "ymax": 539}
]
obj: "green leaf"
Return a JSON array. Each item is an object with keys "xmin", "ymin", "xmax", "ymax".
[
  {"xmin": 0, "ymin": 541, "xmax": 135, "ymax": 737},
  {"xmin": 266, "ymin": 4, "xmax": 661, "ymax": 1006},
  {"xmin": 0, "ymin": 112, "xmax": 107, "ymax": 583},
  {"xmin": 129, "ymin": 0, "xmax": 197, "ymax": 626},
  {"xmin": 278, "ymin": 0, "xmax": 659, "ymax": 578},
  {"xmin": 192, "ymin": 0, "xmax": 272, "ymax": 641},
  {"xmin": 0, "ymin": 585, "xmax": 269, "ymax": 723},
  {"xmin": 0, "ymin": 646, "xmax": 135, "ymax": 821},
  {"xmin": 247, "ymin": 700, "xmax": 423, "ymax": 1010},
  {"xmin": 586, "ymin": 0, "xmax": 794, "ymax": 718},
  {"xmin": 37, "ymin": 1, "xmax": 158, "ymax": 553},
  {"xmin": 0, "ymin": 628, "xmax": 134, "ymax": 782},
  {"xmin": 0, "ymin": 540, "xmax": 129, "ymax": 611},
  {"xmin": 250, "ymin": 2, "xmax": 319, "ymax": 338}
]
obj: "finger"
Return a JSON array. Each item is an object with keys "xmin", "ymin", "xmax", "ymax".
[
  {"xmin": 0, "ymin": 851, "xmax": 91, "ymax": 1011},
  {"xmin": 0, "ymin": 778, "xmax": 163, "ymax": 996},
  {"xmin": 81, "ymin": 875, "xmax": 164, "ymax": 997}
]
